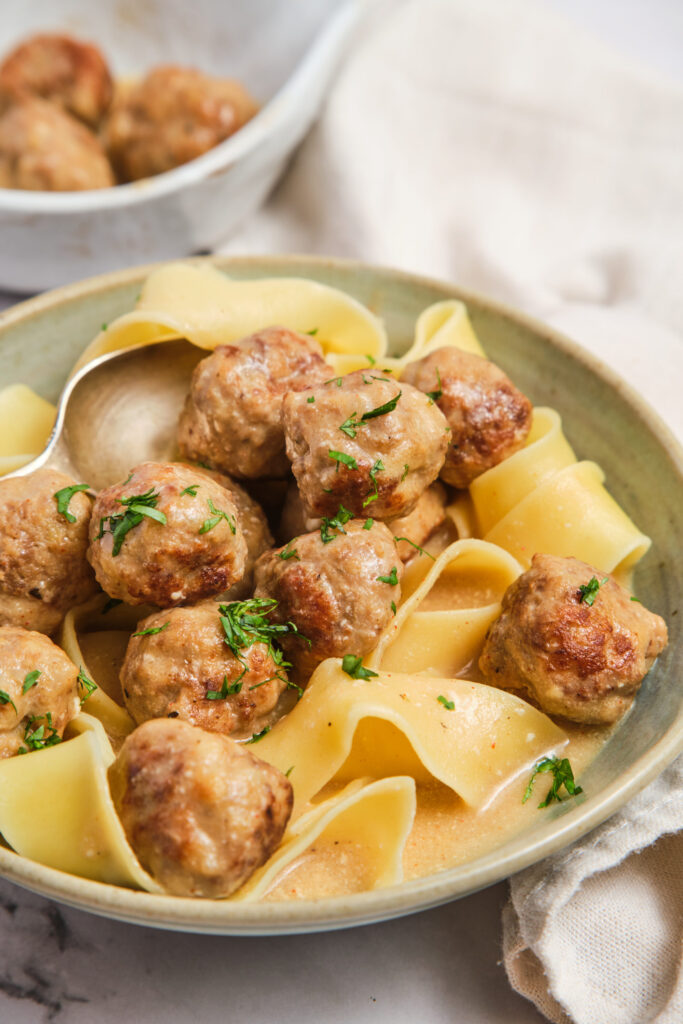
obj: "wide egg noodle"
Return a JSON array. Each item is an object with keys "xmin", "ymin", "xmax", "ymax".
[
  {"xmin": 233, "ymin": 776, "xmax": 417, "ymax": 901},
  {"xmin": 0, "ymin": 384, "xmax": 56, "ymax": 477},
  {"xmin": 253, "ymin": 659, "xmax": 566, "ymax": 810},
  {"xmin": 71, "ymin": 262, "xmax": 388, "ymax": 376}
]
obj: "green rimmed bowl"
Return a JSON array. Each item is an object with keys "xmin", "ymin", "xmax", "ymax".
[{"xmin": 0, "ymin": 255, "xmax": 681, "ymax": 934}]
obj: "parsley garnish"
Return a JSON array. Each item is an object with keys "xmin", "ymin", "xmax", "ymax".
[
  {"xmin": 285, "ymin": 765, "xmax": 295, "ymax": 777},
  {"xmin": 363, "ymin": 459, "xmax": 385, "ymax": 507},
  {"xmin": 365, "ymin": 354, "xmax": 376, "ymax": 366},
  {"xmin": 54, "ymin": 483, "xmax": 92, "ymax": 523},
  {"xmin": 324, "ymin": 376, "xmax": 343, "ymax": 387},
  {"xmin": 426, "ymin": 368, "xmax": 443, "ymax": 403},
  {"xmin": 132, "ymin": 622, "xmax": 169, "ymax": 638},
  {"xmin": 19, "ymin": 713, "xmax": 62, "ymax": 753},
  {"xmin": 101, "ymin": 322, "xmax": 108, "ymax": 331},
  {"xmin": 0, "ymin": 690, "xmax": 17, "ymax": 714},
  {"xmin": 363, "ymin": 518, "xmax": 374, "ymax": 530},
  {"xmin": 329, "ymin": 450, "xmax": 359, "ymax": 471},
  {"xmin": 390, "ymin": 600, "xmax": 397, "ymax": 615},
  {"xmin": 307, "ymin": 395, "xmax": 315, "ymax": 404},
  {"xmin": 246, "ymin": 725, "xmax": 271, "ymax": 744},
  {"xmin": 213, "ymin": 599, "xmax": 309, "ymax": 699},
  {"xmin": 523, "ymin": 756, "xmax": 583, "ymax": 809},
  {"xmin": 199, "ymin": 498, "xmax": 236, "ymax": 535},
  {"xmin": 377, "ymin": 566, "xmax": 399, "ymax": 586},
  {"xmin": 393, "ymin": 536, "xmax": 436, "ymax": 560},
  {"xmin": 341, "ymin": 654, "xmax": 378, "ymax": 680},
  {"xmin": 277, "ymin": 543, "xmax": 300, "ymax": 561},
  {"xmin": 630, "ymin": 596, "xmax": 641, "ymax": 603},
  {"xmin": 401, "ymin": 464, "xmax": 410, "ymax": 482},
  {"xmin": 307, "ymin": 328, "xmax": 319, "ymax": 336},
  {"xmin": 206, "ymin": 674, "xmax": 243, "ymax": 700},
  {"xmin": 578, "ymin": 576, "xmax": 609, "ymax": 606},
  {"xmin": 320, "ymin": 505, "xmax": 353, "ymax": 544},
  {"xmin": 338, "ymin": 391, "xmax": 402, "ymax": 439},
  {"xmin": 77, "ymin": 667, "xmax": 97, "ymax": 704},
  {"xmin": 437, "ymin": 694, "xmax": 455, "ymax": 711},
  {"xmin": 22, "ymin": 670, "xmax": 41, "ymax": 694},
  {"xmin": 180, "ymin": 484, "xmax": 199, "ymax": 497},
  {"xmin": 98, "ymin": 486, "xmax": 167, "ymax": 556}
]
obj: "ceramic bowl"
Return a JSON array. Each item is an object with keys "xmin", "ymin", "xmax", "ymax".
[
  {"xmin": 0, "ymin": 255, "xmax": 681, "ymax": 934},
  {"xmin": 0, "ymin": 0, "xmax": 364, "ymax": 292}
]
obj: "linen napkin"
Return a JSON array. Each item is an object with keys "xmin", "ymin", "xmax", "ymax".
[{"xmin": 219, "ymin": 1, "xmax": 683, "ymax": 1020}]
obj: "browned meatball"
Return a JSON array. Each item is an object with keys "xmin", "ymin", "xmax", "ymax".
[
  {"xmin": 479, "ymin": 554, "xmax": 668, "ymax": 724},
  {"xmin": 88, "ymin": 462, "xmax": 247, "ymax": 607},
  {"xmin": 0, "ymin": 468, "xmax": 98, "ymax": 634},
  {"xmin": 0, "ymin": 625, "xmax": 80, "ymax": 758},
  {"xmin": 0, "ymin": 33, "xmax": 113, "ymax": 127},
  {"xmin": 120, "ymin": 603, "xmax": 288, "ymax": 738},
  {"xmin": 109, "ymin": 718, "xmax": 292, "ymax": 897},
  {"xmin": 0, "ymin": 95, "xmax": 115, "ymax": 191},
  {"xmin": 401, "ymin": 347, "xmax": 533, "ymax": 489},
  {"xmin": 254, "ymin": 519, "xmax": 402, "ymax": 679},
  {"xmin": 182, "ymin": 464, "xmax": 273, "ymax": 598},
  {"xmin": 283, "ymin": 370, "xmax": 449, "ymax": 521},
  {"xmin": 104, "ymin": 64, "xmax": 257, "ymax": 182},
  {"xmin": 178, "ymin": 327, "xmax": 331, "ymax": 480},
  {"xmin": 391, "ymin": 482, "xmax": 448, "ymax": 562}
]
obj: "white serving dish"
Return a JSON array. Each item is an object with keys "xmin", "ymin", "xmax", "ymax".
[{"xmin": 0, "ymin": 0, "xmax": 365, "ymax": 292}]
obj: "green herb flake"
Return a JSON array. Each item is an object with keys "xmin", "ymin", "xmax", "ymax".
[
  {"xmin": 363, "ymin": 459, "xmax": 385, "ymax": 508},
  {"xmin": 341, "ymin": 654, "xmax": 379, "ymax": 680},
  {"xmin": 361, "ymin": 390, "xmax": 402, "ymax": 422},
  {"xmin": 307, "ymin": 395, "xmax": 315, "ymax": 404},
  {"xmin": 377, "ymin": 566, "xmax": 399, "ymax": 586},
  {"xmin": 18, "ymin": 712, "xmax": 62, "ymax": 754},
  {"xmin": 77, "ymin": 667, "xmax": 97, "ymax": 704},
  {"xmin": 54, "ymin": 483, "xmax": 92, "ymax": 524},
  {"xmin": 523, "ymin": 756, "xmax": 583, "ymax": 809},
  {"xmin": 206, "ymin": 674, "xmax": 244, "ymax": 700},
  {"xmin": 339, "ymin": 413, "xmax": 360, "ymax": 438},
  {"xmin": 324, "ymin": 376, "xmax": 344, "ymax": 388},
  {"xmin": 285, "ymin": 765, "xmax": 295, "ymax": 777},
  {"xmin": 0, "ymin": 690, "xmax": 18, "ymax": 714},
  {"xmin": 180, "ymin": 484, "xmax": 199, "ymax": 497},
  {"xmin": 578, "ymin": 576, "xmax": 609, "ymax": 607},
  {"xmin": 401, "ymin": 464, "xmax": 410, "ymax": 482},
  {"xmin": 199, "ymin": 497, "xmax": 237, "ymax": 535},
  {"xmin": 390, "ymin": 601, "xmax": 397, "ymax": 615},
  {"xmin": 246, "ymin": 725, "xmax": 271, "ymax": 744},
  {"xmin": 277, "ymin": 543, "xmax": 300, "ymax": 561},
  {"xmin": 307, "ymin": 328, "xmax": 319, "ymax": 336},
  {"xmin": 22, "ymin": 670, "xmax": 41, "ymax": 694},
  {"xmin": 393, "ymin": 536, "xmax": 436, "ymax": 560},
  {"xmin": 216, "ymin": 598, "xmax": 310, "ymax": 696},
  {"xmin": 101, "ymin": 322, "xmax": 108, "ymax": 332},
  {"xmin": 437, "ymin": 695, "xmax": 455, "ymax": 711},
  {"xmin": 365, "ymin": 354, "xmax": 376, "ymax": 365},
  {"xmin": 630, "ymin": 596, "xmax": 641, "ymax": 603},
  {"xmin": 329, "ymin": 449, "xmax": 358, "ymax": 471},
  {"xmin": 132, "ymin": 622, "xmax": 169, "ymax": 638},
  {"xmin": 363, "ymin": 518, "xmax": 374, "ymax": 531},
  {"xmin": 99, "ymin": 486, "xmax": 167, "ymax": 556},
  {"xmin": 320, "ymin": 505, "xmax": 354, "ymax": 544},
  {"xmin": 426, "ymin": 367, "xmax": 443, "ymax": 403}
]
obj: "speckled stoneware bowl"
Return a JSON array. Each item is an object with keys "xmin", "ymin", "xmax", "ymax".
[{"xmin": 0, "ymin": 256, "xmax": 681, "ymax": 934}]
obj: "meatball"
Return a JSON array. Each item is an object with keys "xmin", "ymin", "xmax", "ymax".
[
  {"xmin": 182, "ymin": 464, "xmax": 273, "ymax": 598},
  {"xmin": 0, "ymin": 33, "xmax": 113, "ymax": 127},
  {"xmin": 104, "ymin": 64, "xmax": 258, "ymax": 182},
  {"xmin": 0, "ymin": 95, "xmax": 115, "ymax": 191},
  {"xmin": 479, "ymin": 554, "xmax": 669, "ymax": 724},
  {"xmin": 391, "ymin": 482, "xmax": 448, "ymax": 562},
  {"xmin": 109, "ymin": 718, "xmax": 292, "ymax": 897},
  {"xmin": 401, "ymin": 347, "xmax": 533, "ymax": 489},
  {"xmin": 120, "ymin": 603, "xmax": 288, "ymax": 737},
  {"xmin": 88, "ymin": 462, "xmax": 247, "ymax": 607},
  {"xmin": 178, "ymin": 327, "xmax": 331, "ymax": 480},
  {"xmin": 254, "ymin": 519, "xmax": 402, "ymax": 679},
  {"xmin": 0, "ymin": 468, "xmax": 98, "ymax": 634},
  {"xmin": 283, "ymin": 370, "xmax": 449, "ymax": 521},
  {"xmin": 0, "ymin": 625, "xmax": 79, "ymax": 758}
]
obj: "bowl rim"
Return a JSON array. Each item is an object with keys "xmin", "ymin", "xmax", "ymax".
[
  {"xmin": 0, "ymin": 0, "xmax": 362, "ymax": 213},
  {"xmin": 0, "ymin": 252, "xmax": 681, "ymax": 935}
]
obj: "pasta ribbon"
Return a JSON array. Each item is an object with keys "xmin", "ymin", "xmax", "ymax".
[
  {"xmin": 71, "ymin": 263, "xmax": 388, "ymax": 375},
  {"xmin": 253, "ymin": 659, "xmax": 566, "ymax": 810},
  {"xmin": 0, "ymin": 384, "xmax": 55, "ymax": 477}
]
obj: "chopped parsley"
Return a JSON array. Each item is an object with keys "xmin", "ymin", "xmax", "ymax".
[
  {"xmin": 132, "ymin": 622, "xmax": 169, "ymax": 638},
  {"xmin": 0, "ymin": 690, "xmax": 17, "ymax": 714},
  {"xmin": 393, "ymin": 536, "xmax": 436, "ymax": 560},
  {"xmin": 577, "ymin": 576, "xmax": 609, "ymax": 606},
  {"xmin": 22, "ymin": 670, "xmax": 41, "ymax": 694},
  {"xmin": 341, "ymin": 654, "xmax": 378, "ymax": 680},
  {"xmin": 54, "ymin": 483, "xmax": 92, "ymax": 523},
  {"xmin": 523, "ymin": 756, "xmax": 583, "ymax": 809},
  {"xmin": 401, "ymin": 464, "xmax": 410, "ymax": 482},
  {"xmin": 101, "ymin": 322, "xmax": 108, "ymax": 331},
  {"xmin": 277, "ymin": 543, "xmax": 300, "ymax": 561},
  {"xmin": 630, "ymin": 596, "xmax": 641, "ymax": 603},
  {"xmin": 246, "ymin": 725, "xmax": 271, "ymax": 744},
  {"xmin": 338, "ymin": 391, "xmax": 402, "ymax": 439},
  {"xmin": 206, "ymin": 675, "xmax": 243, "ymax": 700},
  {"xmin": 98, "ymin": 486, "xmax": 167, "ymax": 556},
  {"xmin": 307, "ymin": 328, "xmax": 319, "ymax": 336},
  {"xmin": 363, "ymin": 459, "xmax": 385, "ymax": 508},
  {"xmin": 363, "ymin": 518, "xmax": 374, "ymax": 530},
  {"xmin": 324, "ymin": 376, "xmax": 343, "ymax": 387},
  {"xmin": 426, "ymin": 367, "xmax": 443, "ymax": 403},
  {"xmin": 365, "ymin": 354, "xmax": 376, "ymax": 365},
  {"xmin": 180, "ymin": 484, "xmax": 199, "ymax": 497},
  {"xmin": 437, "ymin": 695, "xmax": 455, "ymax": 711},
  {"xmin": 19, "ymin": 713, "xmax": 62, "ymax": 754},
  {"xmin": 77, "ymin": 667, "xmax": 97, "ymax": 704},
  {"xmin": 390, "ymin": 600, "xmax": 397, "ymax": 615},
  {"xmin": 199, "ymin": 498, "xmax": 236, "ymax": 535},
  {"xmin": 329, "ymin": 450, "xmax": 359, "ymax": 471},
  {"xmin": 285, "ymin": 765, "xmax": 295, "ymax": 777},
  {"xmin": 377, "ymin": 566, "xmax": 399, "ymax": 586},
  {"xmin": 320, "ymin": 505, "xmax": 353, "ymax": 544},
  {"xmin": 307, "ymin": 395, "xmax": 315, "ymax": 404}
]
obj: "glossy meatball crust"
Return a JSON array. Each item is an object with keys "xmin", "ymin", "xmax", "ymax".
[
  {"xmin": 109, "ymin": 718, "xmax": 293, "ymax": 897},
  {"xmin": 178, "ymin": 327, "xmax": 331, "ymax": 480},
  {"xmin": 0, "ymin": 468, "xmax": 98, "ymax": 634},
  {"xmin": 0, "ymin": 625, "xmax": 79, "ymax": 758},
  {"xmin": 283, "ymin": 370, "xmax": 449, "ymax": 521},
  {"xmin": 254, "ymin": 519, "xmax": 402, "ymax": 679},
  {"xmin": 0, "ymin": 95, "xmax": 115, "ymax": 191},
  {"xmin": 479, "ymin": 554, "xmax": 668, "ymax": 724},
  {"xmin": 0, "ymin": 33, "xmax": 113, "ymax": 127},
  {"xmin": 104, "ymin": 64, "xmax": 257, "ymax": 182},
  {"xmin": 401, "ymin": 347, "xmax": 532, "ymax": 489},
  {"xmin": 120, "ymin": 603, "xmax": 287, "ymax": 737},
  {"xmin": 87, "ymin": 462, "xmax": 247, "ymax": 607}
]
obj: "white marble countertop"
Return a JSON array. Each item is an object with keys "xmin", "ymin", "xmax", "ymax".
[{"xmin": 0, "ymin": 3, "xmax": 681, "ymax": 1022}]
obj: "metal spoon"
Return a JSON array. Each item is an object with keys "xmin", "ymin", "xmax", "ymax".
[{"xmin": 6, "ymin": 339, "xmax": 204, "ymax": 490}]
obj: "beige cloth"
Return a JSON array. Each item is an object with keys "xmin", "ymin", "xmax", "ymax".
[{"xmin": 220, "ymin": 1, "xmax": 683, "ymax": 1020}]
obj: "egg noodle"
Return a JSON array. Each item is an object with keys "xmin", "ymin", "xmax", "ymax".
[{"xmin": 0, "ymin": 264, "xmax": 651, "ymax": 901}]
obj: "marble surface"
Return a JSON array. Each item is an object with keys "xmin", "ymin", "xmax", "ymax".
[{"xmin": 0, "ymin": 3, "xmax": 681, "ymax": 1023}]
